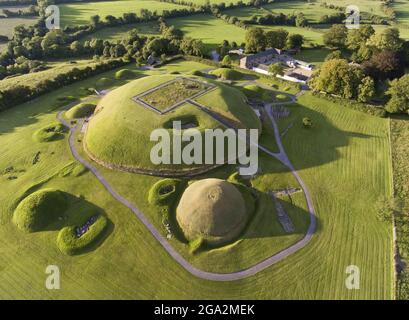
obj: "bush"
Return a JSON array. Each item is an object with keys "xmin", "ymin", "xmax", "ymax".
[
  {"xmin": 13, "ymin": 189, "xmax": 68, "ymax": 232},
  {"xmin": 57, "ymin": 215, "xmax": 108, "ymax": 255},
  {"xmin": 32, "ymin": 123, "xmax": 66, "ymax": 142},
  {"xmin": 115, "ymin": 69, "xmax": 136, "ymax": 80},
  {"xmin": 65, "ymin": 103, "xmax": 96, "ymax": 119},
  {"xmin": 148, "ymin": 178, "xmax": 184, "ymax": 206},
  {"xmin": 209, "ymin": 68, "xmax": 243, "ymax": 80}
]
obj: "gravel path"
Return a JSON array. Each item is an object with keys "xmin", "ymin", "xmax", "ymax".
[{"xmin": 56, "ymin": 88, "xmax": 316, "ymax": 281}]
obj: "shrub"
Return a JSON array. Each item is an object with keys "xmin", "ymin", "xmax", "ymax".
[
  {"xmin": 57, "ymin": 215, "xmax": 108, "ymax": 255},
  {"xmin": 32, "ymin": 123, "xmax": 66, "ymax": 142},
  {"xmin": 65, "ymin": 103, "xmax": 96, "ymax": 119},
  {"xmin": 13, "ymin": 189, "xmax": 68, "ymax": 232},
  {"xmin": 148, "ymin": 178, "xmax": 184, "ymax": 206}
]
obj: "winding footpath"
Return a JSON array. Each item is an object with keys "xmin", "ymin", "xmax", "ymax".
[{"xmin": 56, "ymin": 90, "xmax": 316, "ymax": 282}]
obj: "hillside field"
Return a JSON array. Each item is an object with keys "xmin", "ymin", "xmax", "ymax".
[{"xmin": 0, "ymin": 58, "xmax": 393, "ymax": 299}]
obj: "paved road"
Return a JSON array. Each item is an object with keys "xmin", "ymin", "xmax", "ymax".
[{"xmin": 56, "ymin": 88, "xmax": 316, "ymax": 281}]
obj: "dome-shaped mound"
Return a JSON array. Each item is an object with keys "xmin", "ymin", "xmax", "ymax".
[
  {"xmin": 85, "ymin": 74, "xmax": 261, "ymax": 176},
  {"xmin": 176, "ymin": 178, "xmax": 248, "ymax": 245}
]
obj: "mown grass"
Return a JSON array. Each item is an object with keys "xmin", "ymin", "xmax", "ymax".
[
  {"xmin": 59, "ymin": 0, "xmax": 189, "ymax": 26},
  {"xmin": 0, "ymin": 59, "xmax": 394, "ymax": 299}
]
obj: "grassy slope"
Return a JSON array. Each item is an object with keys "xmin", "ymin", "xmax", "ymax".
[
  {"xmin": 59, "ymin": 0, "xmax": 189, "ymax": 26},
  {"xmin": 0, "ymin": 60, "xmax": 393, "ymax": 299},
  {"xmin": 0, "ymin": 59, "xmax": 97, "ymax": 91}
]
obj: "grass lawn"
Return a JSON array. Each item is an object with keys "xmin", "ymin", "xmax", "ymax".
[
  {"xmin": 241, "ymin": 1, "xmax": 338, "ymax": 23},
  {"xmin": 260, "ymin": 24, "xmax": 325, "ymax": 46},
  {"xmin": 0, "ymin": 16, "xmax": 37, "ymax": 38},
  {"xmin": 0, "ymin": 59, "xmax": 98, "ymax": 91},
  {"xmin": 81, "ymin": 21, "xmax": 160, "ymax": 42},
  {"xmin": 0, "ymin": 59, "xmax": 394, "ymax": 299},
  {"xmin": 317, "ymin": 0, "xmax": 386, "ymax": 17},
  {"xmin": 59, "ymin": 0, "xmax": 189, "ymax": 26},
  {"xmin": 292, "ymin": 47, "xmax": 332, "ymax": 66},
  {"xmin": 168, "ymin": 14, "xmax": 246, "ymax": 52}
]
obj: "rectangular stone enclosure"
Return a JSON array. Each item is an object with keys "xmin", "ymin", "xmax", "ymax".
[{"xmin": 132, "ymin": 77, "xmax": 215, "ymax": 114}]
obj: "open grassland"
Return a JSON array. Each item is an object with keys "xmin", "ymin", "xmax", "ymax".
[
  {"xmin": 59, "ymin": 0, "xmax": 189, "ymax": 26},
  {"xmin": 224, "ymin": 0, "xmax": 338, "ymax": 23},
  {"xmin": 317, "ymin": 0, "xmax": 387, "ymax": 17},
  {"xmin": 169, "ymin": 14, "xmax": 246, "ymax": 51},
  {"xmin": 0, "ymin": 59, "xmax": 393, "ymax": 299},
  {"xmin": 0, "ymin": 16, "xmax": 37, "ymax": 38},
  {"xmin": 0, "ymin": 59, "xmax": 98, "ymax": 91},
  {"xmin": 81, "ymin": 21, "xmax": 160, "ymax": 42},
  {"xmin": 261, "ymin": 24, "xmax": 325, "ymax": 45}
]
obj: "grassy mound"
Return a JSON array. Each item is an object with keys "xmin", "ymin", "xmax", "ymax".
[
  {"xmin": 176, "ymin": 178, "xmax": 248, "ymax": 245},
  {"xmin": 210, "ymin": 68, "xmax": 242, "ymax": 80},
  {"xmin": 65, "ymin": 102, "xmax": 96, "ymax": 119},
  {"xmin": 188, "ymin": 70, "xmax": 203, "ymax": 76},
  {"xmin": 115, "ymin": 69, "xmax": 136, "ymax": 80},
  {"xmin": 32, "ymin": 123, "xmax": 66, "ymax": 142},
  {"xmin": 148, "ymin": 178, "xmax": 184, "ymax": 205},
  {"xmin": 242, "ymin": 85, "xmax": 272, "ymax": 101},
  {"xmin": 96, "ymin": 77, "xmax": 115, "ymax": 89},
  {"xmin": 85, "ymin": 74, "xmax": 261, "ymax": 174},
  {"xmin": 57, "ymin": 215, "xmax": 108, "ymax": 255},
  {"xmin": 13, "ymin": 189, "xmax": 68, "ymax": 232}
]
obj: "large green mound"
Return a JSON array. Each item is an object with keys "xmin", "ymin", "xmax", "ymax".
[
  {"xmin": 85, "ymin": 74, "xmax": 261, "ymax": 175},
  {"xmin": 176, "ymin": 178, "xmax": 248, "ymax": 245},
  {"xmin": 13, "ymin": 189, "xmax": 68, "ymax": 232}
]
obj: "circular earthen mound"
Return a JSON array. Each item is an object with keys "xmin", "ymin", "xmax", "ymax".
[{"xmin": 176, "ymin": 178, "xmax": 248, "ymax": 245}]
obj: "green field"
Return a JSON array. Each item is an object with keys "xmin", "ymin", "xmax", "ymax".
[
  {"xmin": 0, "ymin": 15, "xmax": 37, "ymax": 52},
  {"xmin": 0, "ymin": 58, "xmax": 394, "ymax": 299},
  {"xmin": 81, "ymin": 21, "xmax": 160, "ymax": 42},
  {"xmin": 317, "ymin": 0, "xmax": 386, "ymax": 17},
  {"xmin": 224, "ymin": 0, "xmax": 338, "ymax": 23},
  {"xmin": 59, "ymin": 0, "xmax": 189, "ymax": 26},
  {"xmin": 169, "ymin": 14, "xmax": 246, "ymax": 51}
]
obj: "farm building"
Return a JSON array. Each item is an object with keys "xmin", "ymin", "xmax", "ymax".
[{"xmin": 239, "ymin": 48, "xmax": 314, "ymax": 84}]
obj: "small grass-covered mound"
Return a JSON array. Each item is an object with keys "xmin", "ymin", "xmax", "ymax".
[
  {"xmin": 65, "ymin": 102, "xmax": 96, "ymax": 119},
  {"xmin": 115, "ymin": 69, "xmax": 136, "ymax": 80},
  {"xmin": 32, "ymin": 123, "xmax": 66, "ymax": 142},
  {"xmin": 275, "ymin": 93, "xmax": 289, "ymax": 102},
  {"xmin": 13, "ymin": 189, "xmax": 68, "ymax": 232},
  {"xmin": 188, "ymin": 70, "xmax": 204, "ymax": 76},
  {"xmin": 242, "ymin": 85, "xmax": 272, "ymax": 101},
  {"xmin": 176, "ymin": 178, "xmax": 248, "ymax": 245},
  {"xmin": 148, "ymin": 178, "xmax": 183, "ymax": 205},
  {"xmin": 210, "ymin": 68, "xmax": 243, "ymax": 80},
  {"xmin": 96, "ymin": 77, "xmax": 115, "ymax": 89},
  {"xmin": 57, "ymin": 215, "xmax": 108, "ymax": 255}
]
